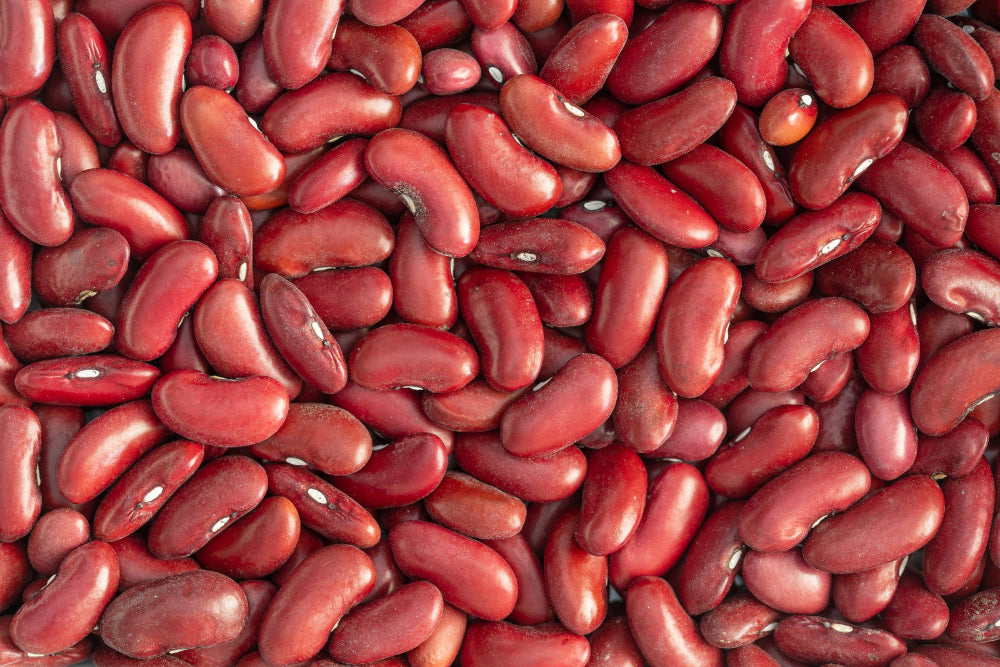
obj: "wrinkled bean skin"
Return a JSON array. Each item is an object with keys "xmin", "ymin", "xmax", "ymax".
[
  {"xmin": 100, "ymin": 570, "xmax": 248, "ymax": 659},
  {"xmin": 911, "ymin": 329, "xmax": 1000, "ymax": 436},
  {"xmin": 111, "ymin": 4, "xmax": 191, "ymax": 155},
  {"xmin": 656, "ymin": 257, "xmax": 741, "ymax": 398},
  {"xmin": 788, "ymin": 93, "xmax": 908, "ymax": 211},
  {"xmin": 626, "ymin": 576, "xmax": 724, "ymax": 667},
  {"xmin": 802, "ymin": 475, "xmax": 946, "ymax": 574},
  {"xmin": 739, "ymin": 451, "xmax": 872, "ymax": 553},
  {"xmin": 151, "ymin": 371, "xmax": 290, "ymax": 447},
  {"xmin": 501, "ymin": 352, "xmax": 616, "ymax": 457},
  {"xmin": 92, "ymin": 440, "xmax": 205, "ymax": 543},
  {"xmin": 773, "ymin": 615, "xmax": 906, "ymax": 666},
  {"xmin": 10, "ymin": 541, "xmax": 119, "ymax": 656},
  {"xmin": 390, "ymin": 520, "xmax": 517, "ymax": 621},
  {"xmin": 459, "ymin": 622, "xmax": 591, "ymax": 666},
  {"xmin": 262, "ymin": 0, "xmax": 344, "ymax": 91}
]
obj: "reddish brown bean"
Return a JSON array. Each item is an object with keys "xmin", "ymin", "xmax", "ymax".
[
  {"xmin": 742, "ymin": 547, "xmax": 831, "ymax": 614},
  {"xmin": 4, "ymin": 309, "xmax": 113, "ymax": 362},
  {"xmin": 424, "ymin": 472, "xmax": 526, "ymax": 541},
  {"xmin": 194, "ymin": 496, "xmax": 299, "ymax": 580},
  {"xmin": 626, "ymin": 576, "xmax": 724, "ymax": 667},
  {"xmin": 470, "ymin": 216, "xmax": 606, "ymax": 274},
  {"xmin": 915, "ymin": 13, "xmax": 995, "ymax": 100},
  {"xmin": 293, "ymin": 267, "xmax": 393, "ymax": 330},
  {"xmin": 574, "ymin": 443, "xmax": 646, "ymax": 556},
  {"xmin": 15, "ymin": 354, "xmax": 160, "ymax": 406},
  {"xmin": 543, "ymin": 509, "xmax": 607, "ymax": 635},
  {"xmin": 773, "ymin": 615, "xmax": 906, "ymax": 666},
  {"xmin": 459, "ymin": 622, "xmax": 591, "ymax": 666},
  {"xmin": 335, "ymin": 433, "xmax": 449, "ymax": 510},
  {"xmin": 787, "ymin": 6, "xmax": 874, "ymax": 109},
  {"xmin": 262, "ymin": 0, "xmax": 343, "ymax": 90},
  {"xmin": 329, "ymin": 18, "xmax": 422, "ymax": 96}
]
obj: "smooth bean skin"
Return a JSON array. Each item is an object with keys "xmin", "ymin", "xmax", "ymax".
[
  {"xmin": 834, "ymin": 558, "xmax": 904, "ymax": 624},
  {"xmin": 180, "ymin": 86, "xmax": 285, "ymax": 197},
  {"xmin": 5, "ymin": 308, "xmax": 113, "ymax": 363},
  {"xmin": 678, "ymin": 501, "xmax": 745, "ymax": 616},
  {"xmin": 365, "ymin": 127, "xmax": 479, "ymax": 257},
  {"xmin": 742, "ymin": 547, "xmax": 831, "ymax": 615},
  {"xmin": 923, "ymin": 248, "xmax": 1000, "ymax": 325},
  {"xmin": 111, "ymin": 4, "xmax": 191, "ymax": 154},
  {"xmin": 444, "ymin": 103, "xmax": 562, "ymax": 218},
  {"xmin": 626, "ymin": 576, "xmax": 724, "ymax": 667},
  {"xmin": 543, "ymin": 509, "xmax": 607, "ymax": 635},
  {"xmin": 0, "ymin": 0, "xmax": 53, "ymax": 97},
  {"xmin": 330, "ymin": 382, "xmax": 454, "ymax": 451},
  {"xmin": 115, "ymin": 241, "xmax": 218, "ymax": 362},
  {"xmin": 262, "ymin": 0, "xmax": 343, "ymax": 90},
  {"xmin": 947, "ymin": 587, "xmax": 1000, "ymax": 642},
  {"xmin": 656, "ymin": 257, "xmax": 741, "ymax": 398},
  {"xmin": 26, "ymin": 509, "xmax": 90, "ymax": 576},
  {"xmin": 501, "ymin": 353, "xmax": 616, "ymax": 458},
  {"xmin": 0, "ymin": 542, "xmax": 31, "ymax": 612},
  {"xmin": 802, "ymin": 475, "xmax": 946, "ymax": 574},
  {"xmin": 698, "ymin": 591, "xmax": 782, "ymax": 650},
  {"xmin": 100, "ymin": 570, "xmax": 247, "ymax": 658},
  {"xmin": 0, "ymin": 100, "xmax": 73, "ymax": 248},
  {"xmin": 33, "ymin": 227, "xmax": 130, "ymax": 307},
  {"xmin": 500, "ymin": 73, "xmax": 620, "ymax": 172},
  {"xmin": 172, "ymin": 578, "xmax": 274, "ymax": 667},
  {"xmin": 787, "ymin": 6, "xmax": 874, "ymax": 109},
  {"xmin": 329, "ymin": 18, "xmax": 422, "ymax": 96},
  {"xmin": 610, "ymin": 461, "xmax": 708, "ymax": 592},
  {"xmin": 14, "ymin": 354, "xmax": 160, "ymax": 407},
  {"xmin": 424, "ymin": 472, "xmax": 525, "ymax": 541},
  {"xmin": 146, "ymin": 148, "xmax": 226, "ymax": 217},
  {"xmin": 773, "ymin": 615, "xmax": 906, "ymax": 666},
  {"xmin": 615, "ymin": 76, "xmax": 737, "ymax": 167},
  {"xmin": 844, "ymin": 0, "xmax": 925, "ymax": 57},
  {"xmin": 915, "ymin": 88, "xmax": 978, "ymax": 152},
  {"xmin": 194, "ymin": 496, "xmax": 299, "ymax": 580},
  {"xmin": 250, "ymin": 403, "xmax": 371, "ymax": 476},
  {"xmin": 539, "ymin": 13, "xmax": 627, "ymax": 105},
  {"xmin": 612, "ymin": 343, "xmax": 679, "ymax": 453},
  {"xmin": 788, "ymin": 93, "xmax": 908, "ymax": 211},
  {"xmin": 856, "ymin": 304, "xmax": 920, "ymax": 395},
  {"xmin": 882, "ymin": 570, "xmax": 950, "ymax": 641},
  {"xmin": 349, "ymin": 323, "xmax": 478, "ymax": 393},
  {"xmin": 92, "ymin": 440, "xmax": 205, "ymax": 543},
  {"xmin": 911, "ymin": 329, "xmax": 1000, "ymax": 436},
  {"xmin": 758, "ymin": 88, "xmax": 818, "ymax": 146},
  {"xmin": 911, "ymin": 416, "xmax": 989, "ymax": 478},
  {"xmin": 470, "ymin": 217, "xmax": 606, "ymax": 274},
  {"xmin": 421, "ymin": 380, "xmax": 527, "ymax": 434},
  {"xmin": 390, "ymin": 520, "xmax": 517, "ymax": 621},
  {"xmin": 151, "ymin": 370, "xmax": 290, "ymax": 447},
  {"xmin": 388, "ymin": 213, "xmax": 456, "ymax": 330},
  {"xmin": 484, "ymin": 533, "xmax": 552, "ymax": 626},
  {"xmin": 575, "ymin": 443, "xmax": 646, "ymax": 557},
  {"xmin": 294, "ymin": 267, "xmax": 393, "ymax": 331},
  {"xmin": 814, "ymin": 239, "xmax": 917, "ymax": 314},
  {"xmin": 406, "ymin": 601, "xmax": 466, "ymax": 667},
  {"xmin": 915, "ymin": 13, "xmax": 995, "ymax": 100},
  {"xmin": 334, "ymin": 433, "xmax": 448, "ymax": 510},
  {"xmin": 0, "ymin": 406, "xmax": 40, "ymax": 543},
  {"xmin": 747, "ymin": 297, "xmax": 870, "ymax": 393},
  {"xmin": 855, "ymin": 389, "xmax": 918, "ymax": 481},
  {"xmin": 739, "ymin": 451, "xmax": 872, "ymax": 553},
  {"xmin": 458, "ymin": 622, "xmax": 590, "ymax": 666},
  {"xmin": 10, "ymin": 541, "xmax": 119, "ymax": 656}
]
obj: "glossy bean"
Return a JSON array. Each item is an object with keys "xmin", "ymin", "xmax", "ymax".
[
  {"xmin": 814, "ymin": 239, "xmax": 917, "ymax": 314},
  {"xmin": 882, "ymin": 569, "xmax": 950, "ymax": 641},
  {"xmin": 833, "ymin": 558, "xmax": 904, "ymax": 623},
  {"xmin": 293, "ymin": 267, "xmax": 393, "ymax": 330},
  {"xmin": 334, "ymin": 433, "xmax": 449, "ymax": 509},
  {"xmin": 484, "ymin": 534, "xmax": 553, "ymax": 626},
  {"xmin": 349, "ymin": 323, "xmax": 478, "ymax": 393},
  {"xmin": 25, "ymin": 509, "xmax": 90, "ymax": 577},
  {"xmin": 787, "ymin": 6, "xmax": 874, "ymax": 109},
  {"xmin": 173, "ymin": 578, "xmax": 275, "ymax": 667},
  {"xmin": 261, "ymin": 0, "xmax": 343, "ymax": 90},
  {"xmin": 424, "ymin": 472, "xmax": 526, "ymax": 541},
  {"xmin": 626, "ymin": 576, "xmax": 724, "ymax": 667},
  {"xmin": 698, "ymin": 591, "xmax": 782, "ymax": 649},
  {"xmin": 772, "ymin": 615, "xmax": 906, "ymax": 666},
  {"xmin": 855, "ymin": 389, "xmax": 918, "ymax": 481},
  {"xmin": 741, "ymin": 548, "xmax": 832, "ymax": 615},
  {"xmin": 470, "ymin": 216, "xmax": 605, "ymax": 274},
  {"xmin": 915, "ymin": 13, "xmax": 995, "ymax": 100},
  {"xmin": 5, "ymin": 309, "xmax": 113, "ymax": 362},
  {"xmin": 15, "ymin": 354, "xmax": 160, "ymax": 407},
  {"xmin": 575, "ymin": 443, "xmax": 646, "ymax": 556},
  {"xmin": 193, "ymin": 496, "xmax": 299, "ymax": 580},
  {"xmin": 678, "ymin": 501, "xmax": 746, "ymax": 616},
  {"xmin": 330, "ymin": 382, "xmax": 454, "ymax": 450},
  {"xmin": 758, "ymin": 88, "xmax": 818, "ymax": 146},
  {"xmin": 33, "ymin": 228, "xmax": 130, "ymax": 307},
  {"xmin": 459, "ymin": 622, "xmax": 590, "ymax": 666},
  {"xmin": 856, "ymin": 304, "xmax": 920, "ymax": 394},
  {"xmin": 250, "ymin": 403, "xmax": 371, "ymax": 476},
  {"xmin": 923, "ymin": 248, "xmax": 1000, "ymax": 325}
]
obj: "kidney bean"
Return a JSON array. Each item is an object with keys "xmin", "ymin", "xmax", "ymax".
[
  {"xmin": 787, "ymin": 6, "xmax": 873, "ymax": 109},
  {"xmin": 261, "ymin": 0, "xmax": 343, "ymax": 90},
  {"xmin": 101, "ymin": 570, "xmax": 247, "ymax": 659},
  {"xmin": 627, "ymin": 576, "xmax": 723, "ymax": 667},
  {"xmin": 423, "ymin": 471, "xmax": 526, "ymax": 541},
  {"xmin": 390, "ymin": 520, "xmax": 517, "ymax": 621},
  {"xmin": 916, "ymin": 13, "xmax": 995, "ymax": 102},
  {"xmin": 518, "ymin": 273, "xmax": 591, "ymax": 328},
  {"xmin": 3, "ymin": 309, "xmax": 111, "ymax": 363},
  {"xmin": 919, "ymin": 301, "xmax": 978, "ymax": 373},
  {"xmin": 923, "ymin": 248, "xmax": 1000, "ymax": 326},
  {"xmin": 801, "ymin": 350, "xmax": 854, "ymax": 402},
  {"xmin": 0, "ymin": 99, "xmax": 73, "ymax": 249},
  {"xmin": 292, "ymin": 269, "xmax": 392, "ymax": 331},
  {"xmin": 15, "ymin": 354, "xmax": 161, "ymax": 407},
  {"xmin": 330, "ymin": 381, "xmax": 454, "ymax": 450},
  {"xmin": 647, "ymin": 397, "xmax": 726, "ymax": 461},
  {"xmin": 184, "ymin": 34, "xmax": 239, "ymax": 92},
  {"xmin": 911, "ymin": 329, "xmax": 1000, "ymax": 435},
  {"xmin": 873, "ymin": 45, "xmax": 933, "ymax": 111},
  {"xmin": 833, "ymin": 558, "xmax": 904, "ymax": 623},
  {"xmin": 484, "ymin": 534, "xmax": 553, "ymax": 625},
  {"xmin": 500, "ymin": 352, "xmax": 616, "ymax": 457},
  {"xmin": 250, "ymin": 403, "xmax": 371, "ymax": 476},
  {"xmin": 348, "ymin": 322, "xmax": 478, "ymax": 392},
  {"xmin": 583, "ymin": 607, "xmax": 643, "ymax": 666},
  {"xmin": 934, "ymin": 147, "xmax": 997, "ymax": 206},
  {"xmin": 855, "ymin": 304, "xmax": 919, "ymax": 395},
  {"xmin": 404, "ymin": 603, "xmax": 465, "ymax": 667},
  {"xmin": 773, "ymin": 615, "xmax": 906, "ymax": 666},
  {"xmin": 152, "ymin": 370, "xmax": 290, "ymax": 447},
  {"xmin": 814, "ymin": 240, "xmax": 917, "ymax": 315},
  {"xmin": 742, "ymin": 548, "xmax": 831, "ymax": 615},
  {"xmin": 108, "ymin": 535, "xmax": 199, "ymax": 592},
  {"xmin": 32, "ymin": 227, "xmax": 129, "ymax": 308},
  {"xmin": 0, "ymin": 542, "xmax": 31, "ymax": 612},
  {"xmin": 421, "ymin": 379, "xmax": 527, "ymax": 433},
  {"xmin": 459, "ymin": 621, "xmax": 590, "ymax": 666},
  {"xmin": 471, "ymin": 20, "xmax": 538, "ymax": 88},
  {"xmin": 539, "ymin": 13, "xmax": 626, "ymax": 106},
  {"xmin": 422, "ymin": 48, "xmax": 482, "ymax": 95},
  {"xmin": 383, "ymin": 215, "xmax": 453, "ymax": 328},
  {"xmin": 110, "ymin": 4, "xmax": 190, "ymax": 155},
  {"xmin": 726, "ymin": 388, "xmax": 805, "ymax": 436},
  {"xmin": 909, "ymin": 417, "xmax": 988, "ymax": 481},
  {"xmin": 284, "ymin": 140, "xmax": 365, "ymax": 215},
  {"xmin": 802, "ymin": 475, "xmax": 945, "ymax": 574},
  {"xmin": 615, "ymin": 76, "xmax": 737, "ymax": 168},
  {"xmin": 698, "ymin": 592, "xmax": 782, "ymax": 650},
  {"xmin": 476, "ymin": 217, "xmax": 607, "ymax": 275},
  {"xmin": 191, "ymin": 496, "xmax": 299, "ymax": 581},
  {"xmin": 326, "ymin": 19, "xmax": 422, "ymax": 95},
  {"xmin": 675, "ymin": 501, "xmax": 744, "ymax": 616},
  {"xmin": 854, "ymin": 389, "xmax": 918, "ymax": 481},
  {"xmin": 572, "ymin": 443, "xmax": 645, "ymax": 556},
  {"xmin": 541, "ymin": 510, "xmax": 606, "ymax": 634},
  {"xmin": 146, "ymin": 149, "xmax": 228, "ymax": 215},
  {"xmin": 843, "ymin": 0, "xmax": 924, "ymax": 57},
  {"xmin": 610, "ymin": 344, "xmax": 677, "ymax": 452},
  {"xmin": 334, "ymin": 433, "xmax": 449, "ymax": 509},
  {"xmin": 944, "ymin": 586, "xmax": 1000, "ymax": 643},
  {"xmin": 0, "ymin": 216, "xmax": 31, "ymax": 327},
  {"xmin": 879, "ymin": 570, "xmax": 950, "ymax": 642},
  {"xmin": 92, "ymin": 440, "xmax": 204, "ymax": 543},
  {"xmin": 915, "ymin": 89, "xmax": 978, "ymax": 153},
  {"xmin": 25, "ymin": 509, "xmax": 89, "ymax": 577},
  {"xmin": 173, "ymin": 578, "xmax": 274, "ymax": 667},
  {"xmin": 757, "ymin": 88, "xmax": 818, "ymax": 146},
  {"xmin": 655, "ymin": 257, "xmax": 741, "ymax": 398},
  {"xmin": 701, "ymin": 320, "xmax": 767, "ymax": 408},
  {"xmin": 747, "ymin": 297, "xmax": 870, "ymax": 393},
  {"xmin": 739, "ymin": 451, "xmax": 871, "ymax": 553}
]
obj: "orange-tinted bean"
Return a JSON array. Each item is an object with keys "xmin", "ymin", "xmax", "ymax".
[{"xmin": 758, "ymin": 88, "xmax": 818, "ymax": 146}]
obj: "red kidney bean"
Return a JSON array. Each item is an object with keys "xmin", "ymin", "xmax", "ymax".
[
  {"xmin": 0, "ymin": 214, "xmax": 32, "ymax": 326},
  {"xmin": 109, "ymin": 534, "xmax": 199, "ymax": 592},
  {"xmin": 711, "ymin": 227, "xmax": 769, "ymax": 269},
  {"xmin": 918, "ymin": 302, "xmax": 977, "ymax": 374},
  {"xmin": 453, "ymin": 431, "xmax": 587, "ymax": 503},
  {"xmin": 329, "ymin": 19, "xmax": 421, "ymax": 96},
  {"xmin": 627, "ymin": 576, "xmax": 724, "ymax": 667},
  {"xmin": 501, "ymin": 352, "xmax": 616, "ymax": 457},
  {"xmin": 423, "ymin": 471, "xmax": 526, "ymax": 540},
  {"xmin": 788, "ymin": 93, "xmax": 908, "ymax": 210},
  {"xmin": 180, "ymin": 86, "xmax": 284, "ymax": 198},
  {"xmin": 541, "ymin": 509, "xmax": 606, "ymax": 635},
  {"xmin": 328, "ymin": 581, "xmax": 444, "ymax": 663},
  {"xmin": 50, "ymin": 112, "xmax": 97, "ymax": 183},
  {"xmin": 802, "ymin": 475, "xmax": 945, "ymax": 573},
  {"xmin": 855, "ymin": 389, "xmax": 918, "ymax": 481},
  {"xmin": 739, "ymin": 451, "xmax": 871, "ymax": 553},
  {"xmin": 742, "ymin": 548, "xmax": 832, "ymax": 615},
  {"xmin": 500, "ymin": 73, "xmax": 620, "ymax": 172},
  {"xmin": 92, "ymin": 440, "xmax": 204, "ymax": 543},
  {"xmin": 485, "ymin": 533, "xmax": 553, "ymax": 625},
  {"xmin": 915, "ymin": 89, "xmax": 978, "ymax": 153},
  {"xmin": 707, "ymin": 404, "xmax": 818, "ymax": 499},
  {"xmin": 923, "ymin": 457, "xmax": 994, "ymax": 596},
  {"xmin": 814, "ymin": 239, "xmax": 917, "ymax": 314},
  {"xmin": 68, "ymin": 168, "xmax": 190, "ymax": 259},
  {"xmin": 612, "ymin": 343, "xmax": 678, "ymax": 453},
  {"xmin": 422, "ymin": 48, "xmax": 482, "ymax": 95},
  {"xmin": 147, "ymin": 455, "xmax": 267, "ymax": 559},
  {"xmin": 610, "ymin": 461, "xmax": 708, "ymax": 592},
  {"xmin": 773, "ymin": 615, "xmax": 906, "ymax": 666},
  {"xmin": 348, "ymin": 322, "xmax": 478, "ymax": 392},
  {"xmin": 193, "ymin": 496, "xmax": 299, "ymax": 580},
  {"xmin": 33, "ymin": 227, "xmax": 130, "ymax": 307},
  {"xmin": 656, "ymin": 257, "xmax": 741, "ymax": 398},
  {"xmin": 459, "ymin": 621, "xmax": 590, "ymax": 666},
  {"xmin": 844, "ymin": 0, "xmax": 924, "ymax": 57},
  {"xmin": 173, "ymin": 578, "xmax": 274, "ymax": 667},
  {"xmin": 26, "ymin": 509, "xmax": 90, "ymax": 576},
  {"xmin": 855, "ymin": 142, "xmax": 969, "ymax": 249},
  {"xmin": 518, "ymin": 272, "xmax": 591, "ymax": 328},
  {"xmin": 604, "ymin": 161, "xmax": 718, "ymax": 248},
  {"xmin": 330, "ymin": 381, "xmax": 454, "ymax": 450},
  {"xmin": 702, "ymin": 320, "xmax": 768, "ymax": 408},
  {"xmin": 946, "ymin": 587, "xmax": 1000, "ymax": 642},
  {"xmin": 0, "ymin": 99, "xmax": 73, "ymax": 248},
  {"xmin": 727, "ymin": 388, "xmax": 806, "ymax": 436},
  {"xmin": 934, "ymin": 147, "xmax": 997, "ymax": 205},
  {"xmin": 834, "ymin": 557, "xmax": 904, "ymax": 623},
  {"xmin": 146, "ymin": 149, "xmax": 227, "ymax": 215},
  {"xmin": 574, "ymin": 443, "xmax": 645, "ymax": 556},
  {"xmin": 758, "ymin": 88, "xmax": 818, "ymax": 146},
  {"xmin": 677, "ymin": 501, "xmax": 745, "ymax": 616},
  {"xmin": 233, "ymin": 31, "xmax": 282, "ymax": 114},
  {"xmin": 159, "ymin": 315, "xmax": 210, "ymax": 376},
  {"xmin": 615, "ymin": 76, "xmax": 736, "ymax": 167},
  {"xmin": 471, "ymin": 216, "xmax": 605, "ymax": 274},
  {"xmin": 250, "ymin": 403, "xmax": 371, "ymax": 476},
  {"xmin": 915, "ymin": 13, "xmax": 995, "ymax": 101},
  {"xmin": 16, "ymin": 354, "xmax": 160, "ymax": 407},
  {"xmin": 334, "ymin": 433, "xmax": 449, "ymax": 509},
  {"xmin": 539, "ymin": 13, "xmax": 627, "ymax": 105},
  {"xmin": 787, "ymin": 6, "xmax": 873, "ymax": 109},
  {"xmin": 261, "ymin": 0, "xmax": 343, "ymax": 90},
  {"xmin": 390, "ymin": 520, "xmax": 517, "ymax": 621},
  {"xmin": 293, "ymin": 268, "xmax": 392, "ymax": 331},
  {"xmin": 911, "ymin": 329, "xmax": 1000, "ymax": 436},
  {"xmin": 110, "ymin": 4, "xmax": 190, "ymax": 155},
  {"xmin": 10, "ymin": 540, "xmax": 118, "ymax": 657},
  {"xmin": 698, "ymin": 591, "xmax": 782, "ymax": 650},
  {"xmin": 855, "ymin": 304, "xmax": 919, "ymax": 395},
  {"xmin": 401, "ymin": 0, "xmax": 475, "ymax": 49},
  {"xmin": 4, "ymin": 309, "xmax": 113, "ymax": 362},
  {"xmin": 421, "ymin": 379, "xmax": 527, "ymax": 433},
  {"xmin": 471, "ymin": 21, "xmax": 538, "ymax": 88},
  {"xmin": 881, "ymin": 569, "xmax": 950, "ymax": 641},
  {"xmin": 873, "ymin": 45, "xmax": 932, "ymax": 110},
  {"xmin": 406, "ymin": 602, "xmax": 466, "ymax": 667},
  {"xmin": 809, "ymin": 375, "xmax": 867, "ymax": 454},
  {"xmin": 647, "ymin": 397, "xmax": 727, "ymax": 461},
  {"xmin": 385, "ymin": 214, "xmax": 453, "ymax": 328},
  {"xmin": 911, "ymin": 416, "xmax": 989, "ymax": 479},
  {"xmin": 151, "ymin": 370, "xmax": 290, "ymax": 447},
  {"xmin": 586, "ymin": 606, "xmax": 645, "ymax": 667},
  {"xmin": 0, "ymin": 542, "xmax": 31, "ymax": 612},
  {"xmin": 923, "ymin": 248, "xmax": 1000, "ymax": 325},
  {"xmin": 747, "ymin": 297, "xmax": 870, "ymax": 393},
  {"xmin": 445, "ymin": 103, "xmax": 562, "ymax": 218},
  {"xmin": 0, "ymin": 0, "xmax": 51, "ymax": 97},
  {"xmin": 185, "ymin": 34, "xmax": 240, "ymax": 91},
  {"xmin": 801, "ymin": 349, "xmax": 853, "ymax": 402},
  {"xmin": 101, "ymin": 570, "xmax": 247, "ymax": 659}
]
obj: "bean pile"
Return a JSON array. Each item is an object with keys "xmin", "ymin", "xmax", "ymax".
[{"xmin": 3, "ymin": 0, "xmax": 1000, "ymax": 665}]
